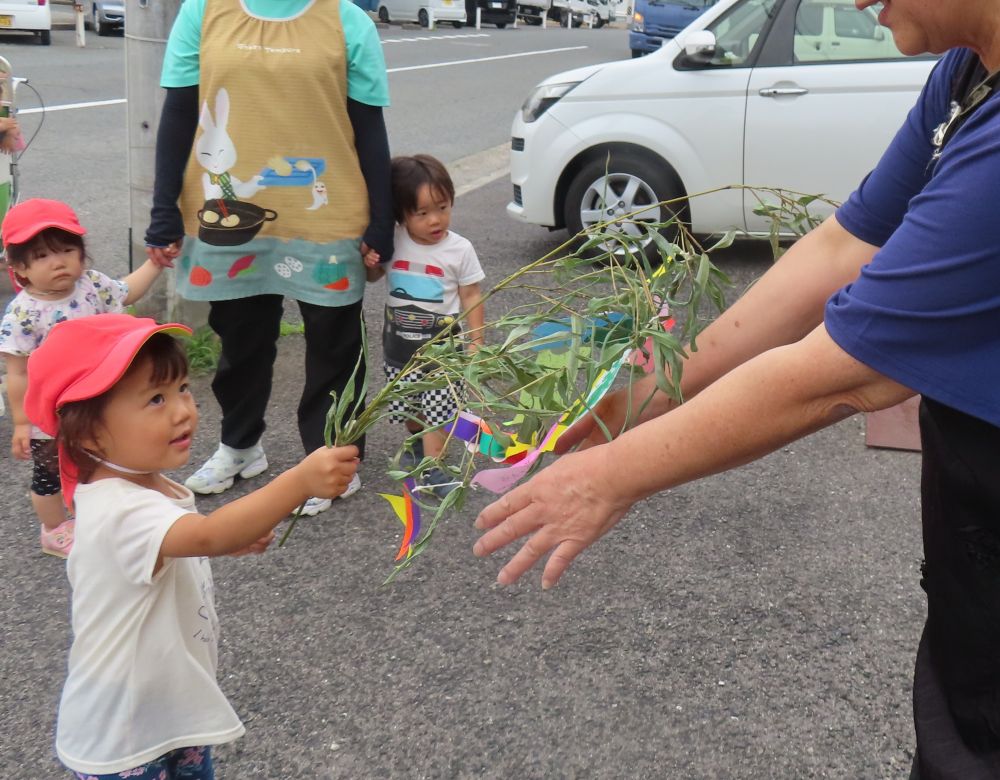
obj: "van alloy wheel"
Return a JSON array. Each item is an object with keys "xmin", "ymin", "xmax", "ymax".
[{"xmin": 563, "ymin": 151, "xmax": 685, "ymax": 260}]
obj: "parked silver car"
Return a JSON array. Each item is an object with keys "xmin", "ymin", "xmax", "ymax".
[{"xmin": 90, "ymin": 0, "xmax": 123, "ymax": 35}]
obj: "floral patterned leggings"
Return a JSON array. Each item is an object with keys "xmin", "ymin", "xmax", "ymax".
[{"xmin": 71, "ymin": 746, "xmax": 213, "ymax": 780}]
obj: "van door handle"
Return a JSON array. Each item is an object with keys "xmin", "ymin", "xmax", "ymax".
[{"xmin": 759, "ymin": 87, "xmax": 809, "ymax": 97}]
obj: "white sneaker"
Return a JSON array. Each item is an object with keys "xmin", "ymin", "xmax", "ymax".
[
  {"xmin": 340, "ymin": 472, "xmax": 362, "ymax": 499},
  {"xmin": 185, "ymin": 442, "xmax": 268, "ymax": 495},
  {"xmin": 297, "ymin": 473, "xmax": 362, "ymax": 517},
  {"xmin": 299, "ymin": 496, "xmax": 332, "ymax": 516}
]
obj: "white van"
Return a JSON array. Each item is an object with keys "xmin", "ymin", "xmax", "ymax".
[
  {"xmin": 377, "ymin": 0, "xmax": 466, "ymax": 27},
  {"xmin": 509, "ymin": 0, "xmax": 937, "ymax": 248},
  {"xmin": 0, "ymin": 0, "xmax": 52, "ymax": 44}
]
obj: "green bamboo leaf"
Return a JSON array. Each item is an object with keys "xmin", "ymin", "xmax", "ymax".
[
  {"xmin": 516, "ymin": 414, "xmax": 540, "ymax": 442},
  {"xmin": 506, "ymin": 331, "xmax": 579, "ymax": 353},
  {"xmin": 500, "ymin": 324, "xmax": 533, "ymax": 350},
  {"xmin": 706, "ymin": 230, "xmax": 737, "ymax": 252},
  {"xmin": 323, "ymin": 390, "xmax": 338, "ymax": 447},
  {"xmin": 647, "ymin": 229, "xmax": 680, "ymax": 263}
]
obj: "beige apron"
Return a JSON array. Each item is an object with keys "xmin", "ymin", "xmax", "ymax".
[{"xmin": 176, "ymin": 0, "xmax": 368, "ymax": 305}]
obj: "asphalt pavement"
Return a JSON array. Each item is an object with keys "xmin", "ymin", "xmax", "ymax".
[{"xmin": 0, "ymin": 171, "xmax": 926, "ymax": 778}]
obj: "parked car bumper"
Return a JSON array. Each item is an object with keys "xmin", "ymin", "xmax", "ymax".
[
  {"xmin": 427, "ymin": 5, "xmax": 466, "ymax": 21},
  {"xmin": 508, "ymin": 111, "xmax": 580, "ymax": 228},
  {"xmin": 0, "ymin": 3, "xmax": 51, "ymax": 31},
  {"xmin": 479, "ymin": 5, "xmax": 515, "ymax": 23},
  {"xmin": 96, "ymin": 8, "xmax": 124, "ymax": 27}
]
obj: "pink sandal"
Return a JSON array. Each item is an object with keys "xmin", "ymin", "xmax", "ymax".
[{"xmin": 40, "ymin": 518, "xmax": 75, "ymax": 559}]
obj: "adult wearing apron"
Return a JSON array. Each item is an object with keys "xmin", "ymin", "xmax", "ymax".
[
  {"xmin": 145, "ymin": 0, "xmax": 392, "ymax": 516},
  {"xmin": 473, "ymin": 2, "xmax": 1000, "ymax": 775}
]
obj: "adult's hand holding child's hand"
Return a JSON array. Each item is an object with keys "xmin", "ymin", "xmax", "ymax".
[
  {"xmin": 361, "ymin": 241, "xmax": 381, "ymax": 268},
  {"xmin": 146, "ymin": 241, "xmax": 183, "ymax": 269}
]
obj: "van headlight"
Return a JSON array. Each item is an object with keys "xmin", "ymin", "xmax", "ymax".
[
  {"xmin": 632, "ymin": 11, "xmax": 644, "ymax": 31},
  {"xmin": 521, "ymin": 82, "xmax": 580, "ymax": 123}
]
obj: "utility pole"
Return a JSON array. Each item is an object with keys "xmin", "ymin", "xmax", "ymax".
[
  {"xmin": 73, "ymin": 1, "xmax": 86, "ymax": 46},
  {"xmin": 126, "ymin": 0, "xmax": 205, "ymax": 324}
]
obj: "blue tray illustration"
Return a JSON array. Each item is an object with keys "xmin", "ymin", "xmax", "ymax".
[{"xmin": 258, "ymin": 157, "xmax": 326, "ymax": 186}]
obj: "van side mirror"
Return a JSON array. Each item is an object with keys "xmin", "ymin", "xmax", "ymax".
[{"xmin": 676, "ymin": 30, "xmax": 719, "ymax": 66}]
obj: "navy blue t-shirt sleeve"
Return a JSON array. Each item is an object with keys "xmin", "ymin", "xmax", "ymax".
[{"xmin": 826, "ymin": 50, "xmax": 1000, "ymax": 428}]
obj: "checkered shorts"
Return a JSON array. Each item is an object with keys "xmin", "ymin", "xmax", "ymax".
[{"xmin": 383, "ymin": 362, "xmax": 465, "ymax": 426}]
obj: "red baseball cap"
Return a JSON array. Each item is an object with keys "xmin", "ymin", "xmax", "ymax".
[
  {"xmin": 24, "ymin": 314, "xmax": 192, "ymax": 506},
  {"xmin": 1, "ymin": 198, "xmax": 87, "ymax": 249}
]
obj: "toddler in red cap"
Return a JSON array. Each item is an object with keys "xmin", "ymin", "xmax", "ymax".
[
  {"xmin": 24, "ymin": 313, "xmax": 359, "ymax": 779},
  {"xmin": 0, "ymin": 198, "xmax": 164, "ymax": 558}
]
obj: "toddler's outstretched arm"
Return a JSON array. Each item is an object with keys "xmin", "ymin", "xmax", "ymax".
[
  {"xmin": 158, "ymin": 445, "xmax": 359, "ymax": 568},
  {"xmin": 123, "ymin": 259, "xmax": 165, "ymax": 306}
]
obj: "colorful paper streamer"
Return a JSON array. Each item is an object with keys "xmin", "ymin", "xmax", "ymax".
[{"xmin": 378, "ymin": 477, "xmax": 421, "ymax": 560}]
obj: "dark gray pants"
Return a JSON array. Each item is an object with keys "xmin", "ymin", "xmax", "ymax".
[{"xmin": 208, "ymin": 295, "xmax": 366, "ymax": 458}]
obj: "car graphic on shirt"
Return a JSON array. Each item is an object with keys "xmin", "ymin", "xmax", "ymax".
[
  {"xmin": 389, "ymin": 305, "xmax": 455, "ymax": 332},
  {"xmin": 388, "ymin": 259, "xmax": 445, "ymax": 304}
]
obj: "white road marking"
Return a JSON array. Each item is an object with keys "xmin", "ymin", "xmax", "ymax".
[
  {"xmin": 382, "ymin": 33, "xmax": 491, "ymax": 43},
  {"xmin": 27, "ymin": 45, "xmax": 585, "ymax": 112},
  {"xmin": 388, "ymin": 45, "xmax": 587, "ymax": 73},
  {"xmin": 18, "ymin": 98, "xmax": 126, "ymax": 115}
]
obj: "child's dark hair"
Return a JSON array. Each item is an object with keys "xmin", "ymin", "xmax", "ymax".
[
  {"xmin": 390, "ymin": 154, "xmax": 455, "ymax": 224},
  {"xmin": 57, "ymin": 333, "xmax": 189, "ymax": 482},
  {"xmin": 5, "ymin": 228, "xmax": 87, "ymax": 285}
]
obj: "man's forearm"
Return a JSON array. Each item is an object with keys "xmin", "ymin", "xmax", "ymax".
[
  {"xmin": 656, "ymin": 216, "xmax": 880, "ymax": 413},
  {"xmin": 605, "ymin": 324, "xmax": 913, "ymax": 503}
]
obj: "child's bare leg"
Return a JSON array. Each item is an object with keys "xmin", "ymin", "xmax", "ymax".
[
  {"xmin": 33, "ymin": 492, "xmax": 68, "ymax": 530},
  {"xmin": 422, "ymin": 429, "xmax": 446, "ymax": 459}
]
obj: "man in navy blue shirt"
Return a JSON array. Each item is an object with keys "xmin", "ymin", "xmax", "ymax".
[{"xmin": 474, "ymin": 1, "xmax": 1000, "ymax": 776}]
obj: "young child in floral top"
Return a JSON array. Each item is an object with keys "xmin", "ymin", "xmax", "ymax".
[{"xmin": 0, "ymin": 199, "xmax": 163, "ymax": 558}]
